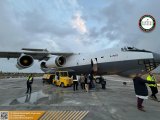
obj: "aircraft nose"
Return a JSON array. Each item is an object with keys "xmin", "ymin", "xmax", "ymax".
[{"xmin": 153, "ymin": 52, "xmax": 160, "ymax": 63}]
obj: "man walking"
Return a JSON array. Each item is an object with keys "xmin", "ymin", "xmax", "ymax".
[
  {"xmin": 79, "ymin": 74, "xmax": 85, "ymax": 90},
  {"xmin": 147, "ymin": 72, "xmax": 159, "ymax": 101},
  {"xmin": 72, "ymin": 74, "xmax": 78, "ymax": 91},
  {"xmin": 26, "ymin": 74, "xmax": 33, "ymax": 94},
  {"xmin": 84, "ymin": 74, "xmax": 90, "ymax": 92},
  {"xmin": 133, "ymin": 73, "xmax": 155, "ymax": 112}
]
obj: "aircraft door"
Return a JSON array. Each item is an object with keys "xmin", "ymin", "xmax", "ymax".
[{"xmin": 91, "ymin": 58, "xmax": 98, "ymax": 73}]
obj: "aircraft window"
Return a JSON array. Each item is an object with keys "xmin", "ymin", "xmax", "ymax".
[
  {"xmin": 101, "ymin": 56, "xmax": 104, "ymax": 58},
  {"xmin": 83, "ymin": 59, "xmax": 85, "ymax": 60},
  {"xmin": 77, "ymin": 62, "xmax": 79, "ymax": 65}
]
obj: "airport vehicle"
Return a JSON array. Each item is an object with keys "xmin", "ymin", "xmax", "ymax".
[
  {"xmin": 0, "ymin": 47, "xmax": 160, "ymax": 77},
  {"xmin": 42, "ymin": 73, "xmax": 54, "ymax": 84},
  {"xmin": 53, "ymin": 71, "xmax": 72, "ymax": 87}
]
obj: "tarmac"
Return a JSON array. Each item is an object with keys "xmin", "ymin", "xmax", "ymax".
[{"xmin": 0, "ymin": 75, "xmax": 160, "ymax": 120}]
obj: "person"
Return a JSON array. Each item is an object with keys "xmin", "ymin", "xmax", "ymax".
[
  {"xmin": 55, "ymin": 72, "xmax": 59, "ymax": 80},
  {"xmin": 26, "ymin": 74, "xmax": 33, "ymax": 94},
  {"xmin": 89, "ymin": 73, "xmax": 95, "ymax": 89},
  {"xmin": 84, "ymin": 74, "xmax": 90, "ymax": 92},
  {"xmin": 72, "ymin": 74, "xmax": 78, "ymax": 91},
  {"xmin": 101, "ymin": 79, "xmax": 106, "ymax": 89},
  {"xmin": 133, "ymin": 73, "xmax": 155, "ymax": 112},
  {"xmin": 88, "ymin": 74, "xmax": 92, "ymax": 89},
  {"xmin": 92, "ymin": 76, "xmax": 96, "ymax": 89},
  {"xmin": 147, "ymin": 72, "xmax": 159, "ymax": 101},
  {"xmin": 79, "ymin": 74, "xmax": 85, "ymax": 89},
  {"xmin": 99, "ymin": 75, "xmax": 104, "ymax": 83},
  {"xmin": 99, "ymin": 76, "xmax": 106, "ymax": 89}
]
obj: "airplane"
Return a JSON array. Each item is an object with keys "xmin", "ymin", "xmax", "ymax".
[{"xmin": 0, "ymin": 46, "xmax": 160, "ymax": 77}]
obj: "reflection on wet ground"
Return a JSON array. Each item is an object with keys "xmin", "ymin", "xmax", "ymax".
[
  {"xmin": 2, "ymin": 81, "xmax": 131, "ymax": 106},
  {"xmin": 2, "ymin": 90, "xmax": 65, "ymax": 105},
  {"xmin": 2, "ymin": 88, "xmax": 106, "ymax": 106},
  {"xmin": 1, "ymin": 77, "xmax": 160, "ymax": 120}
]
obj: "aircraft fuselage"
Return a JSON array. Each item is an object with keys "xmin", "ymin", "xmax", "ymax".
[{"xmin": 51, "ymin": 48, "xmax": 160, "ymax": 77}]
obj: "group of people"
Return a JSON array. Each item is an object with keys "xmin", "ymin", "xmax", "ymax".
[
  {"xmin": 26, "ymin": 72, "xmax": 159, "ymax": 112},
  {"xmin": 133, "ymin": 72, "xmax": 159, "ymax": 112},
  {"xmin": 71, "ymin": 73, "xmax": 96, "ymax": 92}
]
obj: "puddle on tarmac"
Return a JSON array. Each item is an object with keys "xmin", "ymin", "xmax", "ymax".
[
  {"xmin": 2, "ymin": 90, "xmax": 64, "ymax": 105},
  {"xmin": 2, "ymin": 90, "xmax": 82, "ymax": 106}
]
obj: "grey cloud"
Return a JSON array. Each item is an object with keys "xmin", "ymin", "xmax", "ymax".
[
  {"xmin": 88, "ymin": 28, "xmax": 99, "ymax": 39},
  {"xmin": 0, "ymin": 2, "xmax": 27, "ymax": 51},
  {"xmin": 22, "ymin": 11, "xmax": 76, "ymax": 38},
  {"xmin": 0, "ymin": 0, "xmax": 160, "ymax": 72},
  {"xmin": 86, "ymin": 0, "xmax": 160, "ymax": 52}
]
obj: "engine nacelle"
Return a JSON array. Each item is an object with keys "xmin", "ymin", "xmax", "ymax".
[
  {"xmin": 41, "ymin": 56, "xmax": 66, "ymax": 69},
  {"xmin": 16, "ymin": 55, "xmax": 34, "ymax": 69}
]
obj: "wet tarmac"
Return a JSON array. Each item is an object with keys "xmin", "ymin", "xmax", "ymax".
[{"xmin": 0, "ymin": 76, "xmax": 160, "ymax": 120}]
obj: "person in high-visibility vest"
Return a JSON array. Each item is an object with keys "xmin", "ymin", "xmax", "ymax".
[
  {"xmin": 26, "ymin": 74, "xmax": 34, "ymax": 94},
  {"xmin": 147, "ymin": 72, "xmax": 159, "ymax": 101}
]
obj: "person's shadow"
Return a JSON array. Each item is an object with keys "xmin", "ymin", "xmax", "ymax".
[{"xmin": 25, "ymin": 94, "xmax": 31, "ymax": 103}]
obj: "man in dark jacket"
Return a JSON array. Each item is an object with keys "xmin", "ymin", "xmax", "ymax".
[
  {"xmin": 133, "ymin": 73, "xmax": 155, "ymax": 112},
  {"xmin": 72, "ymin": 74, "xmax": 78, "ymax": 91},
  {"xmin": 84, "ymin": 74, "xmax": 89, "ymax": 92}
]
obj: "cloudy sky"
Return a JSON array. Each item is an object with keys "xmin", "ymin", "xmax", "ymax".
[{"xmin": 0, "ymin": 0, "xmax": 160, "ymax": 72}]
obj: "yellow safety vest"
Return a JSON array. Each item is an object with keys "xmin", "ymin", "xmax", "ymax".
[
  {"xmin": 28, "ymin": 76, "xmax": 33, "ymax": 81},
  {"xmin": 146, "ymin": 75, "xmax": 157, "ymax": 87}
]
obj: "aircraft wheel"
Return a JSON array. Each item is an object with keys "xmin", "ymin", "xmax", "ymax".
[{"xmin": 96, "ymin": 78, "xmax": 101, "ymax": 84}]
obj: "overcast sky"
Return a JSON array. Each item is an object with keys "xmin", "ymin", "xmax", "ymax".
[{"xmin": 0, "ymin": 0, "xmax": 160, "ymax": 72}]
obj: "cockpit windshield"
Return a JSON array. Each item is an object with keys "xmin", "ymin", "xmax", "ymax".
[{"xmin": 121, "ymin": 47, "xmax": 151, "ymax": 53}]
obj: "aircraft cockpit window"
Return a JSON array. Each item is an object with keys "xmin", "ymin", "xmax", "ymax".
[
  {"xmin": 127, "ymin": 47, "xmax": 134, "ymax": 50},
  {"xmin": 121, "ymin": 47, "xmax": 151, "ymax": 53}
]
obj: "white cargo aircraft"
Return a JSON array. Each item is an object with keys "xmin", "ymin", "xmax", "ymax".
[{"xmin": 0, "ymin": 47, "xmax": 160, "ymax": 77}]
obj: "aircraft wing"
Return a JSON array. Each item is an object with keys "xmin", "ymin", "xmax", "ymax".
[{"xmin": 0, "ymin": 51, "xmax": 73, "ymax": 61}]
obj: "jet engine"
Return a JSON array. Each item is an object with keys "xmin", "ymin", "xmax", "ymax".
[
  {"xmin": 16, "ymin": 55, "xmax": 34, "ymax": 69},
  {"xmin": 41, "ymin": 56, "xmax": 66, "ymax": 69}
]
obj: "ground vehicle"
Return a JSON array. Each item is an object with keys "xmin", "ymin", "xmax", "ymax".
[
  {"xmin": 42, "ymin": 74, "xmax": 55, "ymax": 84},
  {"xmin": 53, "ymin": 71, "xmax": 73, "ymax": 87}
]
